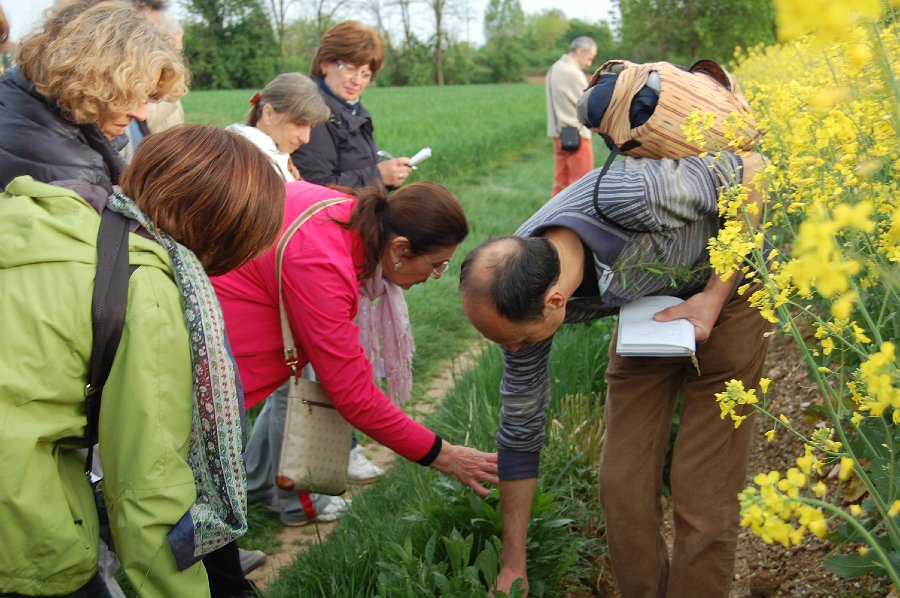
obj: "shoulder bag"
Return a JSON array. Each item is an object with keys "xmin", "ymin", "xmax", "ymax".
[{"xmin": 274, "ymin": 197, "xmax": 353, "ymax": 496}]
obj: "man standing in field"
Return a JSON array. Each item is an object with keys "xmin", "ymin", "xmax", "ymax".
[
  {"xmin": 459, "ymin": 151, "xmax": 769, "ymax": 597},
  {"xmin": 546, "ymin": 36, "xmax": 596, "ymax": 196}
]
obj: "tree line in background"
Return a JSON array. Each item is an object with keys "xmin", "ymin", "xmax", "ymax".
[{"xmin": 182, "ymin": 0, "xmax": 777, "ymax": 90}]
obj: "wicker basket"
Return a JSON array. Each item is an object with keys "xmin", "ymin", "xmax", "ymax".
[{"xmin": 587, "ymin": 59, "xmax": 760, "ymax": 159}]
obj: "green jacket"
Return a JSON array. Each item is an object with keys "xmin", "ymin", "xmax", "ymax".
[{"xmin": 0, "ymin": 177, "xmax": 211, "ymax": 597}]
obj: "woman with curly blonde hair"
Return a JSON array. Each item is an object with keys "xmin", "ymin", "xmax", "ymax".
[{"xmin": 0, "ymin": 0, "xmax": 186, "ymax": 191}]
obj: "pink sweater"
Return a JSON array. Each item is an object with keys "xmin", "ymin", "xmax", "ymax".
[{"xmin": 212, "ymin": 181, "xmax": 437, "ymax": 462}]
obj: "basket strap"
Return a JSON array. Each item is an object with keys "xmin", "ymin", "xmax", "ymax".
[{"xmin": 597, "ymin": 62, "xmax": 663, "ymax": 148}]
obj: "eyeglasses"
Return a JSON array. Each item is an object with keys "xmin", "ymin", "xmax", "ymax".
[
  {"xmin": 430, "ymin": 260, "xmax": 450, "ymax": 279},
  {"xmin": 336, "ymin": 61, "xmax": 374, "ymax": 82}
]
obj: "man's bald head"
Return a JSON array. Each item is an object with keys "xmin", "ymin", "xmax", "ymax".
[{"xmin": 459, "ymin": 236, "xmax": 560, "ymax": 323}]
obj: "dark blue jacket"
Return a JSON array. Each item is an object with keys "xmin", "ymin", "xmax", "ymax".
[{"xmin": 291, "ymin": 77, "xmax": 381, "ymax": 188}]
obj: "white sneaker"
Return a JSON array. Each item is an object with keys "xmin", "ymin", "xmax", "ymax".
[
  {"xmin": 347, "ymin": 445, "xmax": 385, "ymax": 483},
  {"xmin": 280, "ymin": 495, "xmax": 351, "ymax": 526},
  {"xmin": 315, "ymin": 495, "xmax": 351, "ymax": 522}
]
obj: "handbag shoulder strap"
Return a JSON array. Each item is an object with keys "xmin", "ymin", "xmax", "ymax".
[{"xmin": 276, "ymin": 197, "xmax": 350, "ymax": 371}]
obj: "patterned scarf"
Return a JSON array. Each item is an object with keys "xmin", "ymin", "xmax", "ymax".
[
  {"xmin": 106, "ymin": 192, "xmax": 247, "ymax": 570},
  {"xmin": 357, "ymin": 264, "xmax": 415, "ymax": 405}
]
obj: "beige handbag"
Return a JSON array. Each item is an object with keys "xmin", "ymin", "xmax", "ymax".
[{"xmin": 274, "ymin": 198, "xmax": 352, "ymax": 496}]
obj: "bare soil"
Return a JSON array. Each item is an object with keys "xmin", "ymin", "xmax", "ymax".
[
  {"xmin": 247, "ymin": 337, "xmax": 892, "ymax": 597},
  {"xmin": 728, "ymin": 334, "xmax": 888, "ymax": 598}
]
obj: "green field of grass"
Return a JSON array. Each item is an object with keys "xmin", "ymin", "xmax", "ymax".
[
  {"xmin": 184, "ymin": 83, "xmax": 548, "ymax": 183},
  {"xmin": 182, "ymin": 83, "xmax": 612, "ymax": 596}
]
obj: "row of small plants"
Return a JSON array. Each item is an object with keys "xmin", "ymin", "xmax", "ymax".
[{"xmin": 690, "ymin": 0, "xmax": 898, "ymax": 588}]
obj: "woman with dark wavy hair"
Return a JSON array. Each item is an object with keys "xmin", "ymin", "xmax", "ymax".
[
  {"xmin": 212, "ymin": 179, "xmax": 498, "ymax": 528},
  {"xmin": 0, "ymin": 125, "xmax": 284, "ymax": 597}
]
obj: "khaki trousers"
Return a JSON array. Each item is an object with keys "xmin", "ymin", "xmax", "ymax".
[{"xmin": 600, "ymin": 291, "xmax": 769, "ymax": 598}]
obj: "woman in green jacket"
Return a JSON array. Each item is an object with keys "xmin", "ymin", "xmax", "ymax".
[{"xmin": 0, "ymin": 125, "xmax": 284, "ymax": 597}]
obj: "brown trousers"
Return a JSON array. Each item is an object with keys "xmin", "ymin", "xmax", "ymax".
[{"xmin": 600, "ymin": 291, "xmax": 769, "ymax": 598}]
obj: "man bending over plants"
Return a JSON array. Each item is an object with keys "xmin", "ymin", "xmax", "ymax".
[{"xmin": 459, "ymin": 151, "xmax": 768, "ymax": 598}]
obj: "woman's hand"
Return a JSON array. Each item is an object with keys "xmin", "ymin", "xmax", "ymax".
[
  {"xmin": 429, "ymin": 440, "xmax": 498, "ymax": 496},
  {"xmin": 377, "ymin": 157, "xmax": 412, "ymax": 187}
]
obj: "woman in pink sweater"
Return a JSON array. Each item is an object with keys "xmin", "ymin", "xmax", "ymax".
[{"xmin": 212, "ymin": 180, "xmax": 497, "ymax": 525}]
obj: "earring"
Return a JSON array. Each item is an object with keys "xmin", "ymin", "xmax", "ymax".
[{"xmin": 393, "ymin": 261, "xmax": 402, "ymax": 270}]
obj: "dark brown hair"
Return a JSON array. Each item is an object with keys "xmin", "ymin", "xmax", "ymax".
[
  {"xmin": 310, "ymin": 20, "xmax": 385, "ymax": 77},
  {"xmin": 120, "ymin": 125, "xmax": 285, "ymax": 276},
  {"xmin": 343, "ymin": 182, "xmax": 468, "ymax": 280}
]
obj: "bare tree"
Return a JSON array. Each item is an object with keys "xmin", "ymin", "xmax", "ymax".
[
  {"xmin": 362, "ymin": 0, "xmax": 389, "ymax": 34},
  {"xmin": 423, "ymin": 0, "xmax": 448, "ymax": 85},
  {"xmin": 311, "ymin": 0, "xmax": 353, "ymax": 37},
  {"xmin": 266, "ymin": 0, "xmax": 298, "ymax": 61},
  {"xmin": 391, "ymin": 0, "xmax": 417, "ymax": 46}
]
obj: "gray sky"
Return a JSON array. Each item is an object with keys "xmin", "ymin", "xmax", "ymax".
[{"xmin": 3, "ymin": 0, "xmax": 616, "ymax": 44}]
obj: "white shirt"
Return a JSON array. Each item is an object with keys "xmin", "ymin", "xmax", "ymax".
[{"xmin": 225, "ymin": 124, "xmax": 296, "ymax": 182}]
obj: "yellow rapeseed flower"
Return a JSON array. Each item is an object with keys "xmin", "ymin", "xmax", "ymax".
[
  {"xmin": 838, "ymin": 457, "xmax": 855, "ymax": 482},
  {"xmin": 889, "ymin": 500, "xmax": 900, "ymax": 518}
]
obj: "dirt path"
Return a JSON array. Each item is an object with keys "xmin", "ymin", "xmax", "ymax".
[{"xmin": 246, "ymin": 345, "xmax": 483, "ymax": 591}]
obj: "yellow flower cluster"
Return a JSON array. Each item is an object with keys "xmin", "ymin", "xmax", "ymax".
[
  {"xmin": 718, "ymin": 2, "xmax": 899, "ymax": 567},
  {"xmin": 774, "ymin": 0, "xmax": 883, "ymax": 43},
  {"xmin": 738, "ymin": 445, "xmax": 828, "ymax": 547},
  {"xmin": 857, "ymin": 342, "xmax": 900, "ymax": 417},
  {"xmin": 681, "ymin": 110, "xmax": 717, "ymax": 149},
  {"xmin": 729, "ymin": 24, "xmax": 899, "ymax": 311},
  {"xmin": 714, "ymin": 379, "xmax": 758, "ymax": 428}
]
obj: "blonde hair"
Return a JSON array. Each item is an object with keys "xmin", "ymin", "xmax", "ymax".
[
  {"xmin": 246, "ymin": 72, "xmax": 330, "ymax": 127},
  {"xmin": 16, "ymin": 0, "xmax": 187, "ymax": 125}
]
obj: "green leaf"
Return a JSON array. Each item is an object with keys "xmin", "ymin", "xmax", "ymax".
[{"xmin": 824, "ymin": 553, "xmax": 884, "ymax": 578}]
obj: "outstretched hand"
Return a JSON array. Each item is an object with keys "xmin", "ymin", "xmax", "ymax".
[
  {"xmin": 653, "ymin": 290, "xmax": 725, "ymax": 344},
  {"xmin": 430, "ymin": 441, "xmax": 499, "ymax": 496},
  {"xmin": 490, "ymin": 567, "xmax": 529, "ymax": 597}
]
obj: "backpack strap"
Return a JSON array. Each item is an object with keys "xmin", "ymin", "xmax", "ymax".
[
  {"xmin": 84, "ymin": 208, "xmax": 137, "ymax": 473},
  {"xmin": 591, "ymin": 139, "xmax": 652, "ymax": 234}
]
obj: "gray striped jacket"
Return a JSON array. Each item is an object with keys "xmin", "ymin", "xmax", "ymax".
[{"xmin": 497, "ymin": 152, "xmax": 744, "ymax": 480}]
